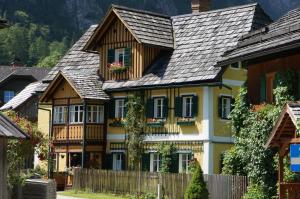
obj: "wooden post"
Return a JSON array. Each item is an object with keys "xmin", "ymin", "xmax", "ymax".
[
  {"xmin": 279, "ymin": 155, "xmax": 284, "ymax": 199},
  {"xmin": 82, "ymin": 101, "xmax": 87, "ymax": 168}
]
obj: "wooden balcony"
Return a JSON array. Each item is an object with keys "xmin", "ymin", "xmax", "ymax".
[
  {"xmin": 52, "ymin": 124, "xmax": 104, "ymax": 142},
  {"xmin": 280, "ymin": 183, "xmax": 300, "ymax": 199}
]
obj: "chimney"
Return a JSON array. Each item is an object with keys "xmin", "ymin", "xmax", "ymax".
[{"xmin": 191, "ymin": 0, "xmax": 210, "ymax": 13}]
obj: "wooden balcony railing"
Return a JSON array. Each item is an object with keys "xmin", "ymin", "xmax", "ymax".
[
  {"xmin": 52, "ymin": 124, "xmax": 104, "ymax": 141},
  {"xmin": 280, "ymin": 183, "xmax": 300, "ymax": 199}
]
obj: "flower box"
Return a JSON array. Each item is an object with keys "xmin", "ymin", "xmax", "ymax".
[
  {"xmin": 109, "ymin": 121, "xmax": 125, "ymax": 127},
  {"xmin": 146, "ymin": 118, "xmax": 165, "ymax": 127},
  {"xmin": 107, "ymin": 62, "xmax": 128, "ymax": 73},
  {"xmin": 177, "ymin": 118, "xmax": 195, "ymax": 126}
]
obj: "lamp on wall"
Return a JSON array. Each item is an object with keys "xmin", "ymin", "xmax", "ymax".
[{"xmin": 60, "ymin": 154, "xmax": 65, "ymax": 159}]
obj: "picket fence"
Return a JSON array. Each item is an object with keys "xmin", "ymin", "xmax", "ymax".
[{"xmin": 72, "ymin": 169, "xmax": 248, "ymax": 199}]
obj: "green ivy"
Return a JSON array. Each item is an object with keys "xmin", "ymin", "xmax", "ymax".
[
  {"xmin": 125, "ymin": 92, "xmax": 145, "ymax": 170},
  {"xmin": 159, "ymin": 143, "xmax": 176, "ymax": 173}
]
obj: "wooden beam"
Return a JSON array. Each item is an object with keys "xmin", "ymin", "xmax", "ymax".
[{"xmin": 279, "ymin": 155, "xmax": 284, "ymax": 199}]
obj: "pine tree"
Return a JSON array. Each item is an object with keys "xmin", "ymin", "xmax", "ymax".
[{"xmin": 184, "ymin": 162, "xmax": 209, "ymax": 199}]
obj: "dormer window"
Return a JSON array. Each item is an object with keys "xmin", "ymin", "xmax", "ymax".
[{"xmin": 115, "ymin": 48, "xmax": 125, "ymax": 64}]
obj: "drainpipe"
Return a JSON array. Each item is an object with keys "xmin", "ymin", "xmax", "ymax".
[
  {"xmin": 82, "ymin": 100, "xmax": 87, "ymax": 168},
  {"xmin": 38, "ymin": 107, "xmax": 52, "ymax": 179}
]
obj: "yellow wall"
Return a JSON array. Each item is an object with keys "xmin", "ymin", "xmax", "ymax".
[
  {"xmin": 58, "ymin": 153, "xmax": 67, "ymax": 172},
  {"xmin": 38, "ymin": 104, "xmax": 52, "ymax": 137},
  {"xmin": 213, "ymin": 143, "xmax": 233, "ymax": 174},
  {"xmin": 223, "ymin": 65, "xmax": 247, "ymax": 81}
]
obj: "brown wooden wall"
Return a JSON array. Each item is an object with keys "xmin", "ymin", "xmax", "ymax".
[
  {"xmin": 98, "ymin": 17, "xmax": 161, "ymax": 81},
  {"xmin": 248, "ymin": 52, "xmax": 300, "ymax": 104}
]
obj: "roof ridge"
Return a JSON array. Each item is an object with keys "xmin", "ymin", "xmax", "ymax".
[
  {"xmin": 171, "ymin": 3, "xmax": 258, "ymax": 19},
  {"xmin": 111, "ymin": 4, "xmax": 171, "ymax": 19}
]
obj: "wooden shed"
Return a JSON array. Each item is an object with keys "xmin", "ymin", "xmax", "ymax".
[
  {"xmin": 0, "ymin": 114, "xmax": 28, "ymax": 199},
  {"xmin": 266, "ymin": 102, "xmax": 300, "ymax": 198}
]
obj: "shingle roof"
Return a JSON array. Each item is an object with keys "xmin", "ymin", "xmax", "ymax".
[
  {"xmin": 103, "ymin": 3, "xmax": 271, "ymax": 90},
  {"xmin": 37, "ymin": 25, "xmax": 109, "ymax": 100},
  {"xmin": 85, "ymin": 5, "xmax": 174, "ymax": 50},
  {"xmin": 0, "ymin": 66, "xmax": 50, "ymax": 84},
  {"xmin": 220, "ymin": 6, "xmax": 300, "ymax": 65},
  {"xmin": 0, "ymin": 114, "xmax": 28, "ymax": 139},
  {"xmin": 0, "ymin": 82, "xmax": 40, "ymax": 111}
]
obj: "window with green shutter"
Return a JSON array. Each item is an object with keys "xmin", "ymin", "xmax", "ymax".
[
  {"xmin": 103, "ymin": 154, "xmax": 113, "ymax": 170},
  {"xmin": 218, "ymin": 96, "xmax": 233, "ymax": 120},
  {"xmin": 107, "ymin": 49, "xmax": 115, "ymax": 64},
  {"xmin": 192, "ymin": 95, "xmax": 198, "ymax": 117},
  {"xmin": 124, "ymin": 48, "xmax": 132, "ymax": 67},
  {"xmin": 175, "ymin": 96, "xmax": 183, "ymax": 117},
  {"xmin": 146, "ymin": 98, "xmax": 154, "ymax": 118},
  {"xmin": 142, "ymin": 153, "xmax": 150, "ymax": 171},
  {"xmin": 163, "ymin": 97, "xmax": 168, "ymax": 118},
  {"xmin": 108, "ymin": 100, "xmax": 116, "ymax": 119},
  {"xmin": 170, "ymin": 153, "xmax": 179, "ymax": 173},
  {"xmin": 260, "ymin": 75, "xmax": 266, "ymax": 103}
]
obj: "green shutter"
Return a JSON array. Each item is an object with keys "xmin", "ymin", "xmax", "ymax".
[
  {"xmin": 108, "ymin": 100, "xmax": 116, "ymax": 119},
  {"xmin": 124, "ymin": 48, "xmax": 132, "ymax": 67},
  {"xmin": 260, "ymin": 75, "xmax": 266, "ymax": 103},
  {"xmin": 124, "ymin": 98, "xmax": 128, "ymax": 117},
  {"xmin": 297, "ymin": 71, "xmax": 300, "ymax": 100},
  {"xmin": 163, "ymin": 97, "xmax": 168, "ymax": 118},
  {"xmin": 146, "ymin": 98, "xmax": 154, "ymax": 118},
  {"xmin": 218, "ymin": 96, "xmax": 223, "ymax": 118},
  {"xmin": 103, "ymin": 154, "xmax": 113, "ymax": 170},
  {"xmin": 142, "ymin": 153, "xmax": 150, "ymax": 171},
  {"xmin": 108, "ymin": 49, "xmax": 115, "ymax": 64},
  {"xmin": 175, "ymin": 97, "xmax": 182, "ymax": 117},
  {"xmin": 192, "ymin": 95, "xmax": 198, "ymax": 117},
  {"xmin": 121, "ymin": 153, "xmax": 126, "ymax": 170},
  {"xmin": 170, "ymin": 153, "xmax": 179, "ymax": 173}
]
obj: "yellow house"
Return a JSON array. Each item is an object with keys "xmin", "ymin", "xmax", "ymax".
[{"xmin": 37, "ymin": 3, "xmax": 271, "ymax": 174}]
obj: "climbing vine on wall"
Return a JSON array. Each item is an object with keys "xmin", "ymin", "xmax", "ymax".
[{"xmin": 159, "ymin": 143, "xmax": 176, "ymax": 173}]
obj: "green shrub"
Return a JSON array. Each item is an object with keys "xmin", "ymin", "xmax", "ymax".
[
  {"xmin": 184, "ymin": 162, "xmax": 208, "ymax": 199},
  {"xmin": 243, "ymin": 184, "xmax": 266, "ymax": 199}
]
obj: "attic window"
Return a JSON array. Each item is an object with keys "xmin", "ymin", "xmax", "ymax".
[
  {"xmin": 115, "ymin": 48, "xmax": 125, "ymax": 64},
  {"xmin": 230, "ymin": 62, "xmax": 240, "ymax": 69}
]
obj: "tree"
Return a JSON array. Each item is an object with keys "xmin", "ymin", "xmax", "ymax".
[
  {"xmin": 125, "ymin": 93, "xmax": 145, "ymax": 170},
  {"xmin": 184, "ymin": 162, "xmax": 209, "ymax": 199}
]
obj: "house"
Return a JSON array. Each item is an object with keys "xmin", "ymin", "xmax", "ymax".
[
  {"xmin": 220, "ymin": 6, "xmax": 300, "ymax": 104},
  {"xmin": 37, "ymin": 1, "xmax": 271, "ymax": 175},
  {"xmin": 0, "ymin": 82, "xmax": 42, "ymax": 122},
  {"xmin": 0, "ymin": 66, "xmax": 49, "ymax": 107},
  {"xmin": 0, "ymin": 114, "xmax": 28, "ymax": 199}
]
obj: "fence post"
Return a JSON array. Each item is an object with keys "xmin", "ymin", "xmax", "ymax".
[{"xmin": 157, "ymin": 184, "xmax": 162, "ymax": 199}]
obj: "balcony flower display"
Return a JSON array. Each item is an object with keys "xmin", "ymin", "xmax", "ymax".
[
  {"xmin": 177, "ymin": 117, "xmax": 195, "ymax": 126},
  {"xmin": 146, "ymin": 118, "xmax": 165, "ymax": 127},
  {"xmin": 107, "ymin": 62, "xmax": 128, "ymax": 73},
  {"xmin": 109, "ymin": 118, "xmax": 126, "ymax": 127}
]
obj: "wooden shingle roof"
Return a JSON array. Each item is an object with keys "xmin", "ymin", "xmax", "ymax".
[
  {"xmin": 0, "ymin": 114, "xmax": 28, "ymax": 139},
  {"xmin": 220, "ymin": 6, "xmax": 300, "ymax": 65}
]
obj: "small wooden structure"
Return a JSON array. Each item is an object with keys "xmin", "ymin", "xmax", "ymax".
[
  {"xmin": 0, "ymin": 114, "xmax": 28, "ymax": 199},
  {"xmin": 266, "ymin": 102, "xmax": 300, "ymax": 198}
]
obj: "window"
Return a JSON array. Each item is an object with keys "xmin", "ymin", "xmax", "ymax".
[
  {"xmin": 150, "ymin": 153, "xmax": 160, "ymax": 172},
  {"xmin": 69, "ymin": 105, "xmax": 84, "ymax": 123},
  {"xmin": 115, "ymin": 99, "xmax": 125, "ymax": 118},
  {"xmin": 182, "ymin": 96, "xmax": 193, "ymax": 117},
  {"xmin": 87, "ymin": 105, "xmax": 104, "ymax": 123},
  {"xmin": 230, "ymin": 62, "xmax": 240, "ymax": 69},
  {"xmin": 53, "ymin": 106, "xmax": 67, "ymax": 124},
  {"xmin": 154, "ymin": 98, "xmax": 164, "ymax": 118},
  {"xmin": 115, "ymin": 48, "xmax": 125, "ymax": 64},
  {"xmin": 69, "ymin": 153, "xmax": 82, "ymax": 167},
  {"xmin": 179, "ymin": 154, "xmax": 190, "ymax": 173},
  {"xmin": 221, "ymin": 96, "xmax": 232, "ymax": 119},
  {"xmin": 113, "ymin": 153, "xmax": 122, "ymax": 171},
  {"xmin": 4, "ymin": 90, "xmax": 15, "ymax": 103}
]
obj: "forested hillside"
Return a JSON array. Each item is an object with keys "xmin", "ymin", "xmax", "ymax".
[{"xmin": 0, "ymin": 0, "xmax": 299, "ymax": 68}]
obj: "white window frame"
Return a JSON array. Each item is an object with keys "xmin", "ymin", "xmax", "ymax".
[
  {"xmin": 69, "ymin": 105, "xmax": 84, "ymax": 124},
  {"xmin": 112, "ymin": 153, "xmax": 122, "ymax": 171},
  {"xmin": 4, "ymin": 90, "xmax": 15, "ymax": 103},
  {"xmin": 53, "ymin": 106, "xmax": 67, "ymax": 124},
  {"xmin": 115, "ymin": 48, "xmax": 125, "ymax": 65},
  {"xmin": 154, "ymin": 98, "xmax": 164, "ymax": 119},
  {"xmin": 86, "ymin": 105, "xmax": 104, "ymax": 123},
  {"xmin": 179, "ymin": 153, "xmax": 190, "ymax": 174},
  {"xmin": 150, "ymin": 153, "xmax": 160, "ymax": 172},
  {"xmin": 221, "ymin": 96, "xmax": 232, "ymax": 120},
  {"xmin": 230, "ymin": 62, "xmax": 241, "ymax": 69},
  {"xmin": 182, "ymin": 96, "xmax": 193, "ymax": 118},
  {"xmin": 115, "ymin": 99, "xmax": 125, "ymax": 118}
]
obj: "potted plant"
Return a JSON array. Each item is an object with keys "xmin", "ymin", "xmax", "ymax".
[
  {"xmin": 107, "ymin": 62, "xmax": 128, "ymax": 73},
  {"xmin": 177, "ymin": 117, "xmax": 195, "ymax": 126},
  {"xmin": 146, "ymin": 118, "xmax": 165, "ymax": 127}
]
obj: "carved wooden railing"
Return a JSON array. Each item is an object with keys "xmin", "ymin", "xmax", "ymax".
[
  {"xmin": 52, "ymin": 124, "xmax": 104, "ymax": 141},
  {"xmin": 280, "ymin": 183, "xmax": 300, "ymax": 199}
]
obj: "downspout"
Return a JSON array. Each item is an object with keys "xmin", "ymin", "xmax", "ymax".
[
  {"xmin": 82, "ymin": 100, "xmax": 87, "ymax": 168},
  {"xmin": 38, "ymin": 107, "xmax": 52, "ymax": 179}
]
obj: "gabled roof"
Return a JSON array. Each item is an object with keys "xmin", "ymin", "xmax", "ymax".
[
  {"xmin": 0, "ymin": 66, "xmax": 50, "ymax": 86},
  {"xmin": 220, "ymin": 6, "xmax": 300, "ymax": 65},
  {"xmin": 84, "ymin": 5, "xmax": 174, "ymax": 51},
  {"xmin": 0, "ymin": 82, "xmax": 41, "ymax": 111},
  {"xmin": 37, "ymin": 25, "xmax": 109, "ymax": 101},
  {"xmin": 265, "ymin": 103, "xmax": 300, "ymax": 148},
  {"xmin": 40, "ymin": 71, "xmax": 109, "ymax": 102},
  {"xmin": 0, "ymin": 114, "xmax": 28, "ymax": 139},
  {"xmin": 103, "ymin": 3, "xmax": 271, "ymax": 90}
]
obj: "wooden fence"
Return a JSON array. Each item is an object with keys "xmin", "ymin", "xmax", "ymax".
[{"xmin": 72, "ymin": 169, "xmax": 248, "ymax": 199}]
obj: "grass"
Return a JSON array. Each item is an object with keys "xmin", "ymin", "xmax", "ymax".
[{"xmin": 58, "ymin": 190, "xmax": 129, "ymax": 199}]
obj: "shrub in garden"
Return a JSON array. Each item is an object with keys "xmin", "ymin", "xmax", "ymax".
[
  {"xmin": 243, "ymin": 184, "xmax": 266, "ymax": 199},
  {"xmin": 184, "ymin": 162, "xmax": 208, "ymax": 199}
]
